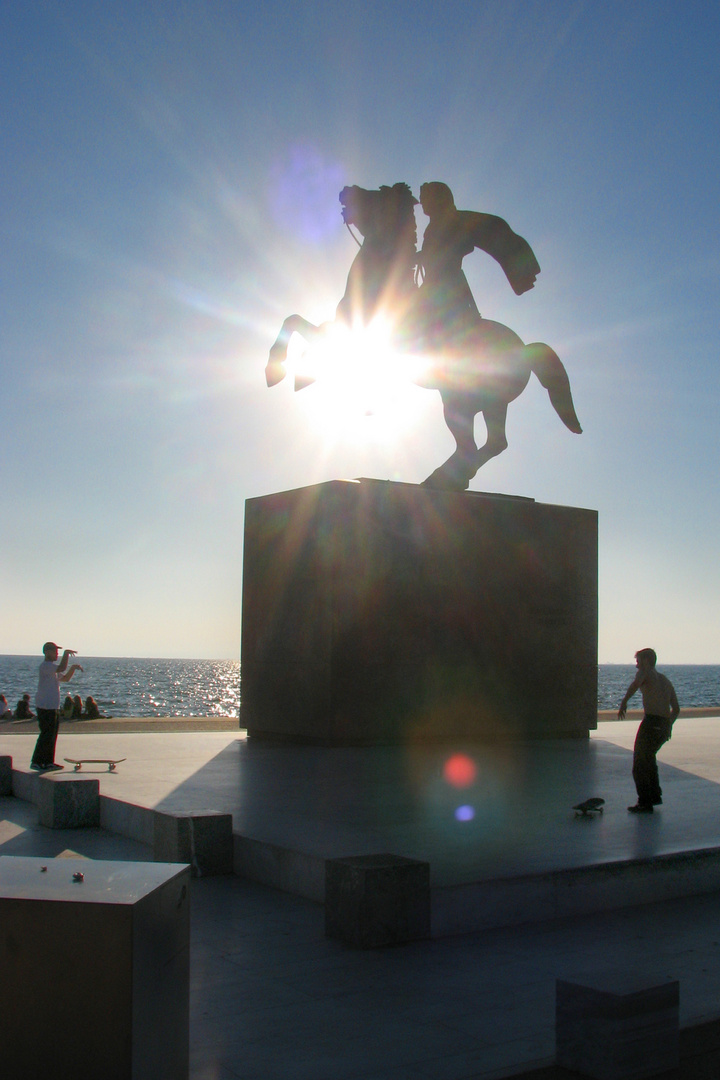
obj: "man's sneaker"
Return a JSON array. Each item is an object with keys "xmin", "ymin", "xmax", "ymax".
[
  {"xmin": 30, "ymin": 763, "xmax": 44, "ymax": 771},
  {"xmin": 628, "ymin": 803, "xmax": 653, "ymax": 813},
  {"xmin": 43, "ymin": 763, "xmax": 64, "ymax": 771}
]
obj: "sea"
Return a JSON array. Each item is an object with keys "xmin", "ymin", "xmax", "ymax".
[{"xmin": 0, "ymin": 656, "xmax": 719, "ymax": 718}]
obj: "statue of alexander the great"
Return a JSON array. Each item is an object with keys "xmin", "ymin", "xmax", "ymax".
[{"xmin": 417, "ymin": 181, "xmax": 541, "ymax": 342}]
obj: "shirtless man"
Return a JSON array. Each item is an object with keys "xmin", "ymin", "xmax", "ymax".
[{"xmin": 618, "ymin": 648, "xmax": 680, "ymax": 813}]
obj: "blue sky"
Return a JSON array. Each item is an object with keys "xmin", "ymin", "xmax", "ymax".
[{"xmin": 1, "ymin": 1, "xmax": 718, "ymax": 661}]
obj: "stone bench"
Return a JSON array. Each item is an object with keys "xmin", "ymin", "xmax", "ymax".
[
  {"xmin": 38, "ymin": 774, "xmax": 100, "ymax": 828},
  {"xmin": 325, "ymin": 853, "xmax": 431, "ymax": 948},
  {"xmin": 556, "ymin": 973, "xmax": 679, "ymax": 1080},
  {"xmin": 153, "ymin": 810, "xmax": 233, "ymax": 877}
]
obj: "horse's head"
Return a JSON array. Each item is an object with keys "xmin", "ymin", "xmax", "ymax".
[
  {"xmin": 336, "ymin": 183, "xmax": 419, "ymax": 326},
  {"xmin": 339, "ymin": 184, "xmax": 418, "ymax": 249}
]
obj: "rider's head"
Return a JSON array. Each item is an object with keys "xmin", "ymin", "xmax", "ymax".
[{"xmin": 419, "ymin": 182, "xmax": 456, "ymax": 218}]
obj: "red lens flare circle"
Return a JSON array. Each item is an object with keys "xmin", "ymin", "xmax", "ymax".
[{"xmin": 443, "ymin": 753, "xmax": 477, "ymax": 788}]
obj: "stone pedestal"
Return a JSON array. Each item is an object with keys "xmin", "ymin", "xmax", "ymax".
[
  {"xmin": 325, "ymin": 853, "xmax": 431, "ymax": 948},
  {"xmin": 556, "ymin": 975, "xmax": 679, "ymax": 1079},
  {"xmin": 154, "ymin": 811, "xmax": 234, "ymax": 876},
  {"xmin": 241, "ymin": 479, "xmax": 597, "ymax": 743},
  {"xmin": 0, "ymin": 856, "xmax": 190, "ymax": 1080},
  {"xmin": 37, "ymin": 774, "xmax": 100, "ymax": 828}
]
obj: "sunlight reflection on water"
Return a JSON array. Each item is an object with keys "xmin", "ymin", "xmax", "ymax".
[
  {"xmin": 0, "ymin": 659, "xmax": 718, "ymax": 718},
  {"xmin": 0, "ymin": 656, "xmax": 240, "ymax": 718}
]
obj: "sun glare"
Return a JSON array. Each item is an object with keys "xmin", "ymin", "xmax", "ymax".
[{"xmin": 289, "ymin": 320, "xmax": 429, "ymax": 441}]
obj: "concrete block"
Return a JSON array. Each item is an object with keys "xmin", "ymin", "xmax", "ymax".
[
  {"xmin": 0, "ymin": 755, "xmax": 11, "ymax": 795},
  {"xmin": 0, "ymin": 856, "xmax": 190, "ymax": 1080},
  {"xmin": 241, "ymin": 479, "xmax": 598, "ymax": 743},
  {"xmin": 556, "ymin": 974, "xmax": 679, "ymax": 1080},
  {"xmin": 101, "ymin": 793, "xmax": 155, "ymax": 846},
  {"xmin": 10, "ymin": 766, "xmax": 37, "ymax": 802},
  {"xmin": 325, "ymin": 853, "xmax": 431, "ymax": 948},
  {"xmin": 234, "ymin": 834, "xmax": 325, "ymax": 901},
  {"xmin": 154, "ymin": 811, "xmax": 233, "ymax": 876},
  {"xmin": 37, "ymin": 774, "xmax": 100, "ymax": 828}
]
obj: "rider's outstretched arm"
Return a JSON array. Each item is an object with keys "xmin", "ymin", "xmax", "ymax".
[{"xmin": 462, "ymin": 211, "xmax": 540, "ymax": 295}]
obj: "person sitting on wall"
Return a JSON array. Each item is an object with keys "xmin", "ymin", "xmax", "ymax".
[
  {"xmin": 61, "ymin": 694, "xmax": 75, "ymax": 719},
  {"xmin": 71, "ymin": 694, "xmax": 84, "ymax": 719},
  {"xmin": 0, "ymin": 694, "xmax": 12, "ymax": 719},
  {"xmin": 15, "ymin": 693, "xmax": 35, "ymax": 720},
  {"xmin": 84, "ymin": 696, "xmax": 102, "ymax": 719}
]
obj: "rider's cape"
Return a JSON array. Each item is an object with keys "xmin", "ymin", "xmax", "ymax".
[{"xmin": 459, "ymin": 210, "xmax": 540, "ymax": 295}]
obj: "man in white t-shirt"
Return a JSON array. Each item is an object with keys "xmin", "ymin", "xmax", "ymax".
[
  {"xmin": 31, "ymin": 641, "xmax": 83, "ymax": 771},
  {"xmin": 618, "ymin": 648, "xmax": 680, "ymax": 813}
]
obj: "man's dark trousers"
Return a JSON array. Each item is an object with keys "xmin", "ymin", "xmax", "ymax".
[
  {"xmin": 633, "ymin": 714, "xmax": 672, "ymax": 806},
  {"xmin": 31, "ymin": 708, "xmax": 60, "ymax": 767}
]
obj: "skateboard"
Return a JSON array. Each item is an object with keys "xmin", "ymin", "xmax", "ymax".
[
  {"xmin": 573, "ymin": 797, "xmax": 605, "ymax": 817},
  {"xmin": 64, "ymin": 758, "xmax": 126, "ymax": 772}
]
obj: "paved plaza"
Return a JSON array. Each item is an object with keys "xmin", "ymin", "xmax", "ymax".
[{"xmin": 3, "ymin": 716, "xmax": 720, "ymax": 1078}]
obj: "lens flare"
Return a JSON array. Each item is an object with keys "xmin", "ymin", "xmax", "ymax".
[
  {"xmin": 291, "ymin": 318, "xmax": 430, "ymax": 438},
  {"xmin": 455, "ymin": 805, "xmax": 475, "ymax": 822},
  {"xmin": 443, "ymin": 753, "xmax": 477, "ymax": 788}
]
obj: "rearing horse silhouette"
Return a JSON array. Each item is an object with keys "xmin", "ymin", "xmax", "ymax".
[{"xmin": 266, "ymin": 183, "xmax": 581, "ymax": 490}]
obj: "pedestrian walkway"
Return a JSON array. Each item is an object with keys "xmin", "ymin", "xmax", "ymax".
[
  {"xmin": 3, "ymin": 792, "xmax": 720, "ymax": 1079},
  {"xmin": 6, "ymin": 719, "xmax": 720, "ymax": 917},
  {"xmin": 4, "ymin": 719, "xmax": 720, "ymax": 882},
  {"xmin": 3, "ymin": 716, "xmax": 720, "ymax": 1077}
]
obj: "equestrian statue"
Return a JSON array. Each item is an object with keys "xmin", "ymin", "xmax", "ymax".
[{"xmin": 266, "ymin": 182, "xmax": 581, "ymax": 490}]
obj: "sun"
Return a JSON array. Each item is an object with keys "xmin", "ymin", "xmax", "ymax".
[{"xmin": 288, "ymin": 318, "xmax": 430, "ymax": 441}]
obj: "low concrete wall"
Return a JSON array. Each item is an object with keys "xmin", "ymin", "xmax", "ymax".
[
  {"xmin": 233, "ymin": 834, "xmax": 326, "ymax": 902},
  {"xmin": 10, "ymin": 760, "xmax": 720, "ymax": 937},
  {"xmin": 433, "ymin": 845, "xmax": 720, "ymax": 936},
  {"xmin": 100, "ymin": 794, "xmax": 156, "ymax": 847}
]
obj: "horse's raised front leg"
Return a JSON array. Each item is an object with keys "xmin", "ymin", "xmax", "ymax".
[
  {"xmin": 421, "ymin": 395, "xmax": 479, "ymax": 491},
  {"xmin": 266, "ymin": 315, "xmax": 322, "ymax": 387}
]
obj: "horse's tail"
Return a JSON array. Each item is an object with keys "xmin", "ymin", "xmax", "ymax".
[{"xmin": 526, "ymin": 343, "xmax": 582, "ymax": 434}]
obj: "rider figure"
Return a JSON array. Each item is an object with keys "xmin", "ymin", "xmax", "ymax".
[{"xmin": 417, "ymin": 181, "xmax": 541, "ymax": 343}]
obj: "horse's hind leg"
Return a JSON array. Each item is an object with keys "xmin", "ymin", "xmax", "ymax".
[
  {"xmin": 421, "ymin": 396, "xmax": 479, "ymax": 491},
  {"xmin": 471, "ymin": 401, "xmax": 509, "ymax": 475}
]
